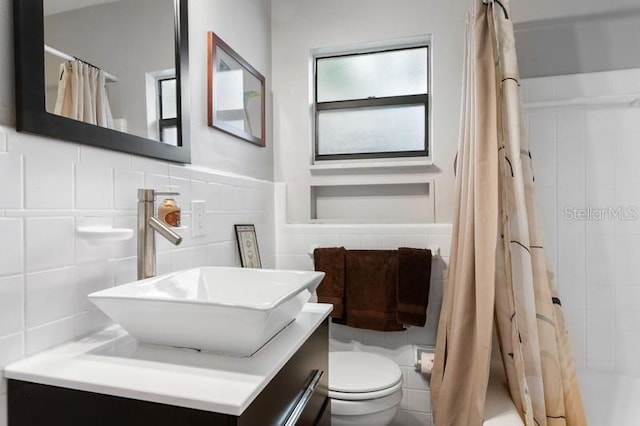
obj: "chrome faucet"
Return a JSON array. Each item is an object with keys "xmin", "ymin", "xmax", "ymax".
[{"xmin": 137, "ymin": 188, "xmax": 183, "ymax": 280}]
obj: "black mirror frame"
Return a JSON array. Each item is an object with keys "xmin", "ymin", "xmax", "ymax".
[{"xmin": 13, "ymin": 0, "xmax": 191, "ymax": 164}]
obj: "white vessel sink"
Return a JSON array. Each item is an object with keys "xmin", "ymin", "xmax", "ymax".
[{"xmin": 88, "ymin": 267, "xmax": 325, "ymax": 356}]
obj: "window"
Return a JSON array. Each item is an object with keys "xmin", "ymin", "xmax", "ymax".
[
  {"xmin": 314, "ymin": 45, "xmax": 429, "ymax": 161},
  {"xmin": 158, "ymin": 77, "xmax": 178, "ymax": 145}
]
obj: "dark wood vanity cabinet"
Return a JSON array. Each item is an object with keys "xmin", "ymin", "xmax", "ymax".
[{"xmin": 8, "ymin": 320, "xmax": 330, "ymax": 426}]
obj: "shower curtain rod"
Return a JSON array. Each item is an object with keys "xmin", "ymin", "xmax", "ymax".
[{"xmin": 44, "ymin": 44, "xmax": 118, "ymax": 82}]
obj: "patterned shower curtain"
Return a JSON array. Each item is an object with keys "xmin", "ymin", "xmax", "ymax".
[{"xmin": 430, "ymin": 1, "xmax": 587, "ymax": 425}]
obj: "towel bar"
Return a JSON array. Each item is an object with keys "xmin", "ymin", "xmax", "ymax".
[{"xmin": 307, "ymin": 246, "xmax": 441, "ymax": 259}]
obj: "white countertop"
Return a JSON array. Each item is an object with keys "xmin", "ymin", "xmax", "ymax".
[{"xmin": 4, "ymin": 303, "xmax": 332, "ymax": 416}]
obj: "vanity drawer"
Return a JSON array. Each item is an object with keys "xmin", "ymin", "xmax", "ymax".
[
  {"xmin": 8, "ymin": 380, "xmax": 231, "ymax": 426},
  {"xmin": 238, "ymin": 317, "xmax": 330, "ymax": 425},
  {"xmin": 8, "ymin": 319, "xmax": 330, "ymax": 426}
]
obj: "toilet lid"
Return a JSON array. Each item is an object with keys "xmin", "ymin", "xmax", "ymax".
[{"xmin": 329, "ymin": 352, "xmax": 402, "ymax": 393}]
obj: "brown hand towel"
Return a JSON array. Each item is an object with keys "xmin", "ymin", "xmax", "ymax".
[
  {"xmin": 344, "ymin": 250, "xmax": 405, "ymax": 332},
  {"xmin": 314, "ymin": 247, "xmax": 346, "ymax": 318},
  {"xmin": 396, "ymin": 247, "xmax": 432, "ymax": 326}
]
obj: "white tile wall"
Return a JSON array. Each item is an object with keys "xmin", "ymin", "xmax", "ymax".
[
  {"xmin": 0, "ymin": 333, "xmax": 24, "ymax": 394},
  {"xmin": 0, "ymin": 152, "xmax": 22, "ymax": 209},
  {"xmin": 0, "ymin": 126, "xmax": 276, "ymax": 419},
  {"xmin": 25, "ymin": 316, "xmax": 76, "ymax": 356},
  {"xmin": 25, "ymin": 218, "xmax": 75, "ymax": 272},
  {"xmin": 24, "ymin": 156, "xmax": 75, "ymax": 210},
  {"xmin": 26, "ymin": 267, "xmax": 76, "ymax": 328},
  {"xmin": 75, "ymin": 164, "xmax": 114, "ymax": 210},
  {"xmin": 75, "ymin": 262, "xmax": 112, "ymax": 312},
  {"xmin": 275, "ymin": 183, "xmax": 450, "ymax": 425},
  {"xmin": 523, "ymin": 68, "xmax": 640, "ymax": 376},
  {"xmin": 80, "ymin": 146, "xmax": 131, "ymax": 170},
  {"xmin": 0, "ymin": 219, "xmax": 23, "ymax": 277},
  {"xmin": 0, "ymin": 276, "xmax": 23, "ymax": 337},
  {"xmin": 114, "ymin": 169, "xmax": 144, "ymax": 210}
]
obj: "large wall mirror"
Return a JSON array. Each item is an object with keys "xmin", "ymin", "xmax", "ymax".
[{"xmin": 13, "ymin": 0, "xmax": 190, "ymax": 163}]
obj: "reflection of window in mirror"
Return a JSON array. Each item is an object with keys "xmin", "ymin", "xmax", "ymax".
[
  {"xmin": 215, "ymin": 51, "xmax": 263, "ymax": 140},
  {"xmin": 159, "ymin": 77, "xmax": 178, "ymax": 145},
  {"xmin": 144, "ymin": 69, "xmax": 177, "ymax": 145}
]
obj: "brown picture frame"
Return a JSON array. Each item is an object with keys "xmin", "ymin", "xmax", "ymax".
[
  {"xmin": 234, "ymin": 224, "xmax": 262, "ymax": 268},
  {"xmin": 207, "ymin": 32, "xmax": 266, "ymax": 147}
]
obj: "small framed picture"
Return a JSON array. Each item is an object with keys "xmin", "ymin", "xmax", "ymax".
[{"xmin": 234, "ymin": 224, "xmax": 262, "ymax": 268}]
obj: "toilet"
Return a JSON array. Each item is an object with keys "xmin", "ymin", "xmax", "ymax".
[{"xmin": 329, "ymin": 351, "xmax": 403, "ymax": 426}]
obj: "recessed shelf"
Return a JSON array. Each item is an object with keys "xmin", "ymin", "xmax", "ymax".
[{"xmin": 311, "ymin": 181, "xmax": 435, "ymax": 223}]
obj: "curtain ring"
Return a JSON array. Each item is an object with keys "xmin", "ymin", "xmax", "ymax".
[{"xmin": 481, "ymin": 0, "xmax": 510, "ymax": 20}]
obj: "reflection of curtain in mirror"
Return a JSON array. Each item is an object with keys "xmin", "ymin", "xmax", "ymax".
[{"xmin": 54, "ymin": 60, "xmax": 114, "ymax": 129}]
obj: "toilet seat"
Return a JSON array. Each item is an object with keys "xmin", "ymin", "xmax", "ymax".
[
  {"xmin": 331, "ymin": 387, "xmax": 403, "ymax": 416},
  {"xmin": 329, "ymin": 352, "xmax": 403, "ymax": 400},
  {"xmin": 329, "ymin": 380, "xmax": 403, "ymax": 400}
]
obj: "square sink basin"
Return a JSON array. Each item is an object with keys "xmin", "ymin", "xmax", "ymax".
[{"xmin": 88, "ymin": 267, "xmax": 325, "ymax": 356}]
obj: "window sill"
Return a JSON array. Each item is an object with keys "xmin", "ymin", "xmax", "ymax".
[{"xmin": 309, "ymin": 159, "xmax": 433, "ymax": 173}]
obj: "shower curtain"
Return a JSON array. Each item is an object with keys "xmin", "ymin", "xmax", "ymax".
[
  {"xmin": 430, "ymin": 1, "xmax": 586, "ymax": 425},
  {"xmin": 54, "ymin": 60, "xmax": 114, "ymax": 129}
]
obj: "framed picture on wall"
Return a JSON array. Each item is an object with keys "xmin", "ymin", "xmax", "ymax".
[
  {"xmin": 234, "ymin": 224, "xmax": 262, "ymax": 268},
  {"xmin": 208, "ymin": 32, "xmax": 266, "ymax": 147}
]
